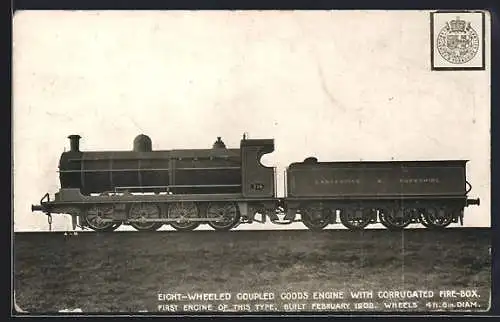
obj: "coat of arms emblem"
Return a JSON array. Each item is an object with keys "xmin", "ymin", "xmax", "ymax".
[{"xmin": 436, "ymin": 16, "xmax": 480, "ymax": 64}]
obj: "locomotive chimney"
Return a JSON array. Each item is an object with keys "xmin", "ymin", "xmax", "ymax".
[{"xmin": 68, "ymin": 135, "xmax": 81, "ymax": 152}]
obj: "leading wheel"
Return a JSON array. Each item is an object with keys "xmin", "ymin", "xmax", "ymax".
[
  {"xmin": 339, "ymin": 207, "xmax": 374, "ymax": 230},
  {"xmin": 206, "ymin": 202, "xmax": 240, "ymax": 231},
  {"xmin": 301, "ymin": 203, "xmax": 331, "ymax": 231},
  {"xmin": 128, "ymin": 203, "xmax": 163, "ymax": 231},
  {"xmin": 84, "ymin": 205, "xmax": 121, "ymax": 232},
  {"xmin": 168, "ymin": 202, "xmax": 201, "ymax": 231}
]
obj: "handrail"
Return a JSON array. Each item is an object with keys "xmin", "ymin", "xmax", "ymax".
[
  {"xmin": 58, "ymin": 166, "xmax": 241, "ymax": 173},
  {"xmin": 283, "ymin": 169, "xmax": 287, "ymax": 198},
  {"xmin": 465, "ymin": 181, "xmax": 472, "ymax": 194},
  {"xmin": 40, "ymin": 193, "xmax": 50, "ymax": 204},
  {"xmin": 274, "ymin": 167, "xmax": 277, "ymax": 198},
  {"xmin": 114, "ymin": 184, "xmax": 242, "ymax": 192}
]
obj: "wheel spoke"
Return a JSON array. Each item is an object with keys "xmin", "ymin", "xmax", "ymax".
[
  {"xmin": 340, "ymin": 207, "xmax": 372, "ymax": 230},
  {"xmin": 207, "ymin": 202, "xmax": 240, "ymax": 231},
  {"xmin": 84, "ymin": 205, "xmax": 120, "ymax": 232},
  {"xmin": 424, "ymin": 207, "xmax": 454, "ymax": 229},
  {"xmin": 301, "ymin": 203, "xmax": 331, "ymax": 231},
  {"xmin": 129, "ymin": 203, "xmax": 162, "ymax": 231},
  {"xmin": 168, "ymin": 202, "xmax": 200, "ymax": 231},
  {"xmin": 379, "ymin": 207, "xmax": 412, "ymax": 230}
]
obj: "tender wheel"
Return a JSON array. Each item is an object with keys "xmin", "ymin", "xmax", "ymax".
[
  {"xmin": 419, "ymin": 209, "xmax": 432, "ymax": 228},
  {"xmin": 423, "ymin": 207, "xmax": 454, "ymax": 229},
  {"xmin": 301, "ymin": 203, "xmax": 332, "ymax": 231},
  {"xmin": 339, "ymin": 207, "xmax": 374, "ymax": 230},
  {"xmin": 84, "ymin": 205, "xmax": 121, "ymax": 232},
  {"xmin": 168, "ymin": 202, "xmax": 201, "ymax": 231},
  {"xmin": 379, "ymin": 207, "xmax": 412, "ymax": 230},
  {"xmin": 206, "ymin": 202, "xmax": 240, "ymax": 231},
  {"xmin": 128, "ymin": 203, "xmax": 163, "ymax": 231}
]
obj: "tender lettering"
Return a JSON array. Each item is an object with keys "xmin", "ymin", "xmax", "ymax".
[
  {"xmin": 400, "ymin": 178, "xmax": 440, "ymax": 184},
  {"xmin": 315, "ymin": 179, "xmax": 361, "ymax": 185}
]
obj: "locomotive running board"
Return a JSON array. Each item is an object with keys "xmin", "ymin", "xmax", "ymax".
[{"xmin": 47, "ymin": 189, "xmax": 279, "ymax": 203}]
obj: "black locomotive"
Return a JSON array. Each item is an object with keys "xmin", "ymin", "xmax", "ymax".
[{"xmin": 31, "ymin": 134, "xmax": 480, "ymax": 232}]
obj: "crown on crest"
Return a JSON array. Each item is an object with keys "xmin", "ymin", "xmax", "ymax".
[{"xmin": 448, "ymin": 17, "xmax": 467, "ymax": 32}]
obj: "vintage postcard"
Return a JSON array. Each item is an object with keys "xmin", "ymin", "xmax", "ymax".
[{"xmin": 12, "ymin": 10, "xmax": 491, "ymax": 315}]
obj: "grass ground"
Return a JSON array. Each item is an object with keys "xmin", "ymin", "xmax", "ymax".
[{"xmin": 14, "ymin": 228, "xmax": 490, "ymax": 313}]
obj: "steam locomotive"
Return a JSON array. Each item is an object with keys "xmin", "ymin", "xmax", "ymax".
[{"xmin": 31, "ymin": 134, "xmax": 480, "ymax": 232}]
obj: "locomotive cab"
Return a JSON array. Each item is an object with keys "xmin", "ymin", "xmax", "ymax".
[{"xmin": 240, "ymin": 136, "xmax": 276, "ymax": 198}]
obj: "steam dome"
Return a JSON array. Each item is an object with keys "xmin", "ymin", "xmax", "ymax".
[{"xmin": 133, "ymin": 134, "xmax": 152, "ymax": 152}]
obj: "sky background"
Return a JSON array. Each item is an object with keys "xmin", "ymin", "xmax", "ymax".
[{"xmin": 12, "ymin": 10, "xmax": 491, "ymax": 231}]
